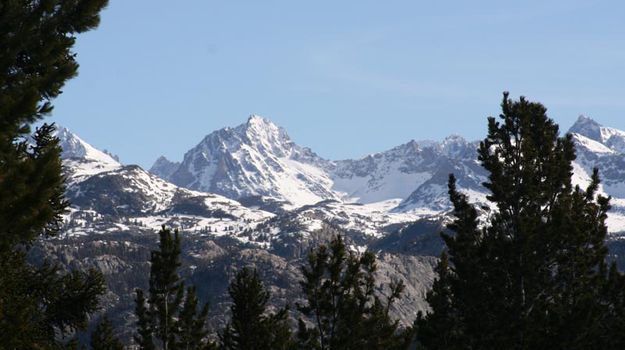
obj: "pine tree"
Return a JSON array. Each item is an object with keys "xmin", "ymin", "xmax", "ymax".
[
  {"xmin": 0, "ymin": 1, "xmax": 109, "ymax": 348},
  {"xmin": 296, "ymin": 229, "xmax": 408, "ymax": 350},
  {"xmin": 134, "ymin": 226, "xmax": 214, "ymax": 350},
  {"xmin": 135, "ymin": 289, "xmax": 156, "ymax": 350},
  {"xmin": 414, "ymin": 253, "xmax": 462, "ymax": 350},
  {"xmin": 175, "ymin": 286, "xmax": 211, "ymax": 350},
  {"xmin": 91, "ymin": 316, "xmax": 124, "ymax": 350},
  {"xmin": 417, "ymin": 92, "xmax": 625, "ymax": 350},
  {"xmin": 220, "ymin": 267, "xmax": 294, "ymax": 350}
]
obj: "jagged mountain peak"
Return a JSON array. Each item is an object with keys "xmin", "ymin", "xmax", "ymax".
[
  {"xmin": 53, "ymin": 125, "xmax": 120, "ymax": 169},
  {"xmin": 569, "ymin": 115, "xmax": 603, "ymax": 141},
  {"xmin": 149, "ymin": 155, "xmax": 180, "ymax": 180},
  {"xmin": 384, "ymin": 139, "xmax": 421, "ymax": 156},
  {"xmin": 167, "ymin": 115, "xmax": 335, "ymax": 207},
  {"xmin": 569, "ymin": 115, "xmax": 625, "ymax": 154},
  {"xmin": 45, "ymin": 126, "xmax": 122, "ymax": 187},
  {"xmin": 196, "ymin": 115, "xmax": 294, "ymax": 158},
  {"xmin": 246, "ymin": 114, "xmax": 277, "ymax": 128},
  {"xmin": 236, "ymin": 115, "xmax": 293, "ymax": 155},
  {"xmin": 153, "ymin": 155, "xmax": 171, "ymax": 163}
]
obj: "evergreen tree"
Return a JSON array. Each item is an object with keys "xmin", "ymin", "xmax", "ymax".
[
  {"xmin": 296, "ymin": 230, "xmax": 408, "ymax": 350},
  {"xmin": 91, "ymin": 317, "xmax": 124, "ymax": 350},
  {"xmin": 135, "ymin": 289, "xmax": 156, "ymax": 350},
  {"xmin": 134, "ymin": 226, "xmax": 214, "ymax": 350},
  {"xmin": 221, "ymin": 267, "xmax": 293, "ymax": 350},
  {"xmin": 414, "ymin": 253, "xmax": 462, "ymax": 350},
  {"xmin": 417, "ymin": 92, "xmax": 625, "ymax": 350},
  {"xmin": 0, "ymin": 253, "xmax": 105, "ymax": 348},
  {"xmin": 0, "ymin": 1, "xmax": 108, "ymax": 348},
  {"xmin": 176, "ymin": 286, "xmax": 210, "ymax": 350}
]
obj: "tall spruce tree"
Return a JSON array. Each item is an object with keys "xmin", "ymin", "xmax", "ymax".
[
  {"xmin": 296, "ymin": 230, "xmax": 408, "ymax": 350},
  {"xmin": 416, "ymin": 93, "xmax": 625, "ymax": 350},
  {"xmin": 134, "ymin": 226, "xmax": 214, "ymax": 350},
  {"xmin": 0, "ymin": 1, "xmax": 109, "ymax": 348},
  {"xmin": 220, "ymin": 267, "xmax": 294, "ymax": 350}
]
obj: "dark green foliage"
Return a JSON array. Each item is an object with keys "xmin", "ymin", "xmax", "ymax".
[
  {"xmin": 134, "ymin": 226, "xmax": 214, "ymax": 350},
  {"xmin": 296, "ymin": 233, "xmax": 407, "ymax": 350},
  {"xmin": 417, "ymin": 93, "xmax": 625, "ymax": 350},
  {"xmin": 0, "ymin": 1, "xmax": 108, "ymax": 348},
  {"xmin": 135, "ymin": 289, "xmax": 155, "ymax": 350},
  {"xmin": 149, "ymin": 227, "xmax": 184, "ymax": 349},
  {"xmin": 91, "ymin": 317, "xmax": 124, "ymax": 350},
  {"xmin": 176, "ymin": 286, "xmax": 210, "ymax": 350},
  {"xmin": 414, "ymin": 253, "xmax": 462, "ymax": 350},
  {"xmin": 0, "ymin": 251, "xmax": 105, "ymax": 348},
  {"xmin": 0, "ymin": 0, "xmax": 109, "ymax": 251},
  {"xmin": 221, "ymin": 267, "xmax": 294, "ymax": 350}
]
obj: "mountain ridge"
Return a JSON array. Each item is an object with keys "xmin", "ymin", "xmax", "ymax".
[
  {"xmin": 43, "ymin": 116, "xmax": 625, "ymax": 341},
  {"xmin": 151, "ymin": 115, "xmax": 490, "ymax": 212}
]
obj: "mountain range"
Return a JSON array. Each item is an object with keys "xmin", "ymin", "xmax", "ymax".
[
  {"xmin": 40, "ymin": 115, "xmax": 625, "ymax": 341},
  {"xmin": 150, "ymin": 115, "xmax": 487, "ymax": 213},
  {"xmin": 145, "ymin": 114, "xmax": 625, "ymax": 231}
]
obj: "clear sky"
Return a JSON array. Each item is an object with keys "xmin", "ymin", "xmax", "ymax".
[{"xmin": 50, "ymin": 1, "xmax": 625, "ymax": 168}]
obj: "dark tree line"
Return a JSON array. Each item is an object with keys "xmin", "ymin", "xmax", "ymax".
[{"xmin": 131, "ymin": 227, "xmax": 408, "ymax": 350}]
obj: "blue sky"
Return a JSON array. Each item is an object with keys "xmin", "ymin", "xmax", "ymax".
[{"xmin": 50, "ymin": 1, "xmax": 625, "ymax": 168}]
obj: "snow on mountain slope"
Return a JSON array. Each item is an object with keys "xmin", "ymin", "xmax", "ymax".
[
  {"xmin": 157, "ymin": 116, "xmax": 489, "ymax": 213},
  {"xmin": 570, "ymin": 115, "xmax": 625, "ymax": 153},
  {"xmin": 167, "ymin": 115, "xmax": 338, "ymax": 208},
  {"xmin": 69, "ymin": 114, "xmax": 623, "ymax": 235},
  {"xmin": 296, "ymin": 199, "xmax": 422, "ymax": 238},
  {"xmin": 332, "ymin": 135, "xmax": 487, "ymax": 211},
  {"xmin": 67, "ymin": 164, "xmax": 263, "ymax": 217},
  {"xmin": 331, "ymin": 141, "xmax": 439, "ymax": 203},
  {"xmin": 55, "ymin": 126, "xmax": 122, "ymax": 183},
  {"xmin": 569, "ymin": 116, "xmax": 625, "ymax": 232},
  {"xmin": 54, "ymin": 126, "xmax": 273, "ymax": 242},
  {"xmin": 393, "ymin": 158, "xmax": 488, "ymax": 212}
]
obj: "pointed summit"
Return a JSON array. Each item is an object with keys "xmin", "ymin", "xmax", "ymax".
[
  {"xmin": 441, "ymin": 134, "xmax": 471, "ymax": 158},
  {"xmin": 569, "ymin": 115, "xmax": 603, "ymax": 141},
  {"xmin": 246, "ymin": 114, "xmax": 272, "ymax": 125},
  {"xmin": 168, "ymin": 115, "xmax": 334, "ymax": 208},
  {"xmin": 234, "ymin": 114, "xmax": 293, "ymax": 157},
  {"xmin": 149, "ymin": 155, "xmax": 180, "ymax": 180},
  {"xmin": 53, "ymin": 125, "xmax": 120, "ymax": 166},
  {"xmin": 242, "ymin": 114, "xmax": 281, "ymax": 133},
  {"xmin": 50, "ymin": 125, "xmax": 121, "ymax": 183}
]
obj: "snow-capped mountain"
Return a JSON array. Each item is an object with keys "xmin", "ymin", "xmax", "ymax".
[
  {"xmin": 48, "ymin": 126, "xmax": 439, "ymax": 337},
  {"xmin": 47, "ymin": 117, "xmax": 625, "ymax": 341},
  {"xmin": 162, "ymin": 115, "xmax": 338, "ymax": 208},
  {"xmin": 332, "ymin": 136, "xmax": 487, "ymax": 212},
  {"xmin": 153, "ymin": 116, "xmax": 488, "ymax": 212},
  {"xmin": 149, "ymin": 114, "xmax": 625, "ymax": 233},
  {"xmin": 568, "ymin": 116, "xmax": 625, "ymax": 231},
  {"xmin": 55, "ymin": 126, "xmax": 122, "ymax": 183},
  {"xmin": 54, "ymin": 126, "xmax": 272, "ymax": 232}
]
